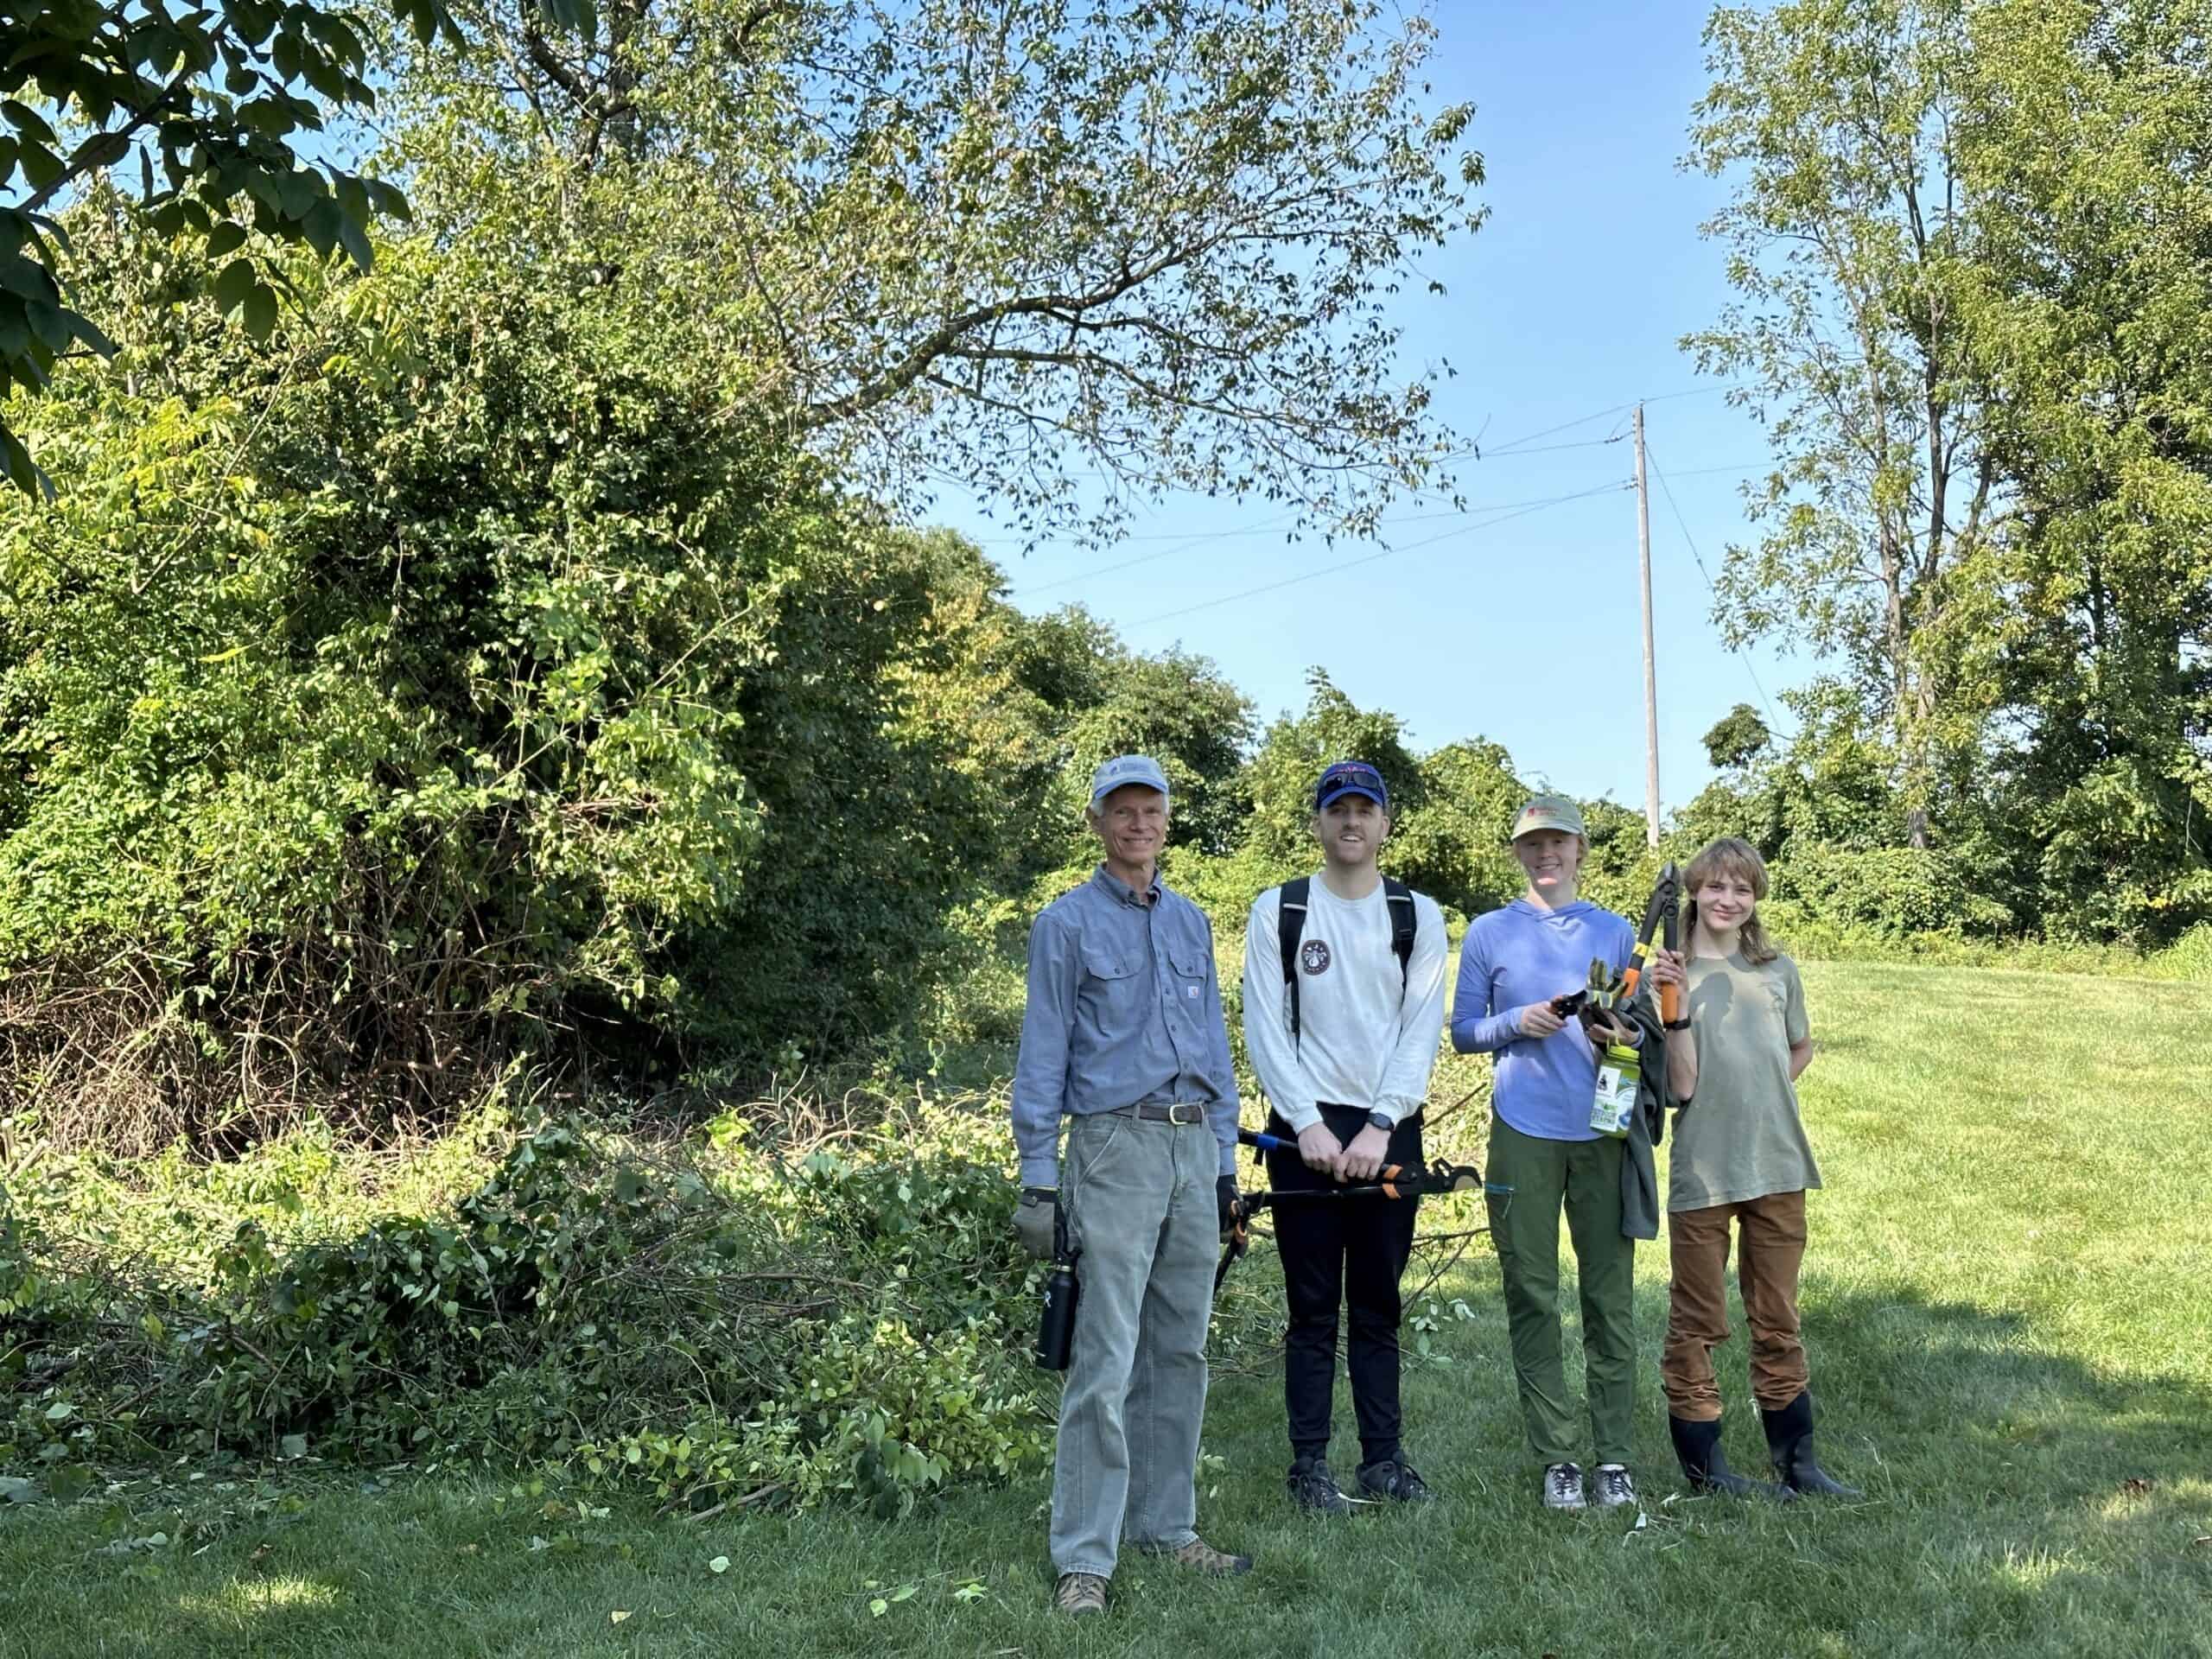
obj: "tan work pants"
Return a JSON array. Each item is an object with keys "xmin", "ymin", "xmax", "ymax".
[{"xmin": 1661, "ymin": 1189, "xmax": 1809, "ymax": 1420}]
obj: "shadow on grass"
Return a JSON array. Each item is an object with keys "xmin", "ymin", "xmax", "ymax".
[{"xmin": 1627, "ymin": 1271, "xmax": 2212, "ymax": 1644}]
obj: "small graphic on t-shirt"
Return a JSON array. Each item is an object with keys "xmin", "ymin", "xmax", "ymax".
[{"xmin": 1300, "ymin": 938, "xmax": 1332, "ymax": 976}]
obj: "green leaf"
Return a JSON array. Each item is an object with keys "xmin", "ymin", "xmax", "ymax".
[
  {"xmin": 299, "ymin": 198, "xmax": 341, "ymax": 259},
  {"xmin": 538, "ymin": 0, "xmax": 598, "ymax": 35},
  {"xmin": 241, "ymin": 282, "xmax": 276, "ymax": 340},
  {"xmin": 2, "ymin": 100, "xmax": 56, "ymax": 149},
  {"xmin": 62, "ymin": 308, "xmax": 118, "ymax": 359},
  {"xmin": 336, "ymin": 211, "xmax": 372, "ymax": 274},
  {"xmin": 23, "ymin": 300, "xmax": 71, "ymax": 353},
  {"xmin": 206, "ymin": 220, "xmax": 248, "ymax": 259},
  {"xmin": 0, "ymin": 253, "xmax": 57, "ymax": 303},
  {"xmin": 17, "ymin": 139, "xmax": 64, "ymax": 192},
  {"xmin": 362, "ymin": 177, "xmax": 411, "ymax": 223},
  {"xmin": 280, "ymin": 1433, "xmax": 308, "ymax": 1459},
  {"xmin": 224, "ymin": 0, "xmax": 279, "ymax": 48},
  {"xmin": 213, "ymin": 255, "xmax": 256, "ymax": 313},
  {"xmin": 274, "ymin": 168, "xmax": 321, "ymax": 221},
  {"xmin": 0, "ymin": 426, "xmax": 52, "ymax": 499}
]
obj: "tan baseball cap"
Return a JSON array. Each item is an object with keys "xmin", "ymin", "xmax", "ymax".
[{"xmin": 1510, "ymin": 792, "xmax": 1586, "ymax": 840}]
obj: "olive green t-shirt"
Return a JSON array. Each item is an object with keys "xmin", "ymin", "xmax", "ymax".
[{"xmin": 1667, "ymin": 950, "xmax": 1821, "ymax": 1212}]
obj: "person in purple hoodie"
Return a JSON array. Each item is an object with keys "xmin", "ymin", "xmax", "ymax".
[{"xmin": 1452, "ymin": 793, "xmax": 1646, "ymax": 1514}]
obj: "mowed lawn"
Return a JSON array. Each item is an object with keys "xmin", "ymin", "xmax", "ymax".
[{"xmin": 5, "ymin": 962, "xmax": 2209, "ymax": 1659}]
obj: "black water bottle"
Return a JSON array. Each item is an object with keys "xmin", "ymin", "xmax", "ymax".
[{"xmin": 1034, "ymin": 1203, "xmax": 1080, "ymax": 1370}]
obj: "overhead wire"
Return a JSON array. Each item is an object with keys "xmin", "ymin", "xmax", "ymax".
[
  {"xmin": 1011, "ymin": 487, "xmax": 1628, "ymax": 597},
  {"xmin": 1643, "ymin": 441, "xmax": 1783, "ymax": 734},
  {"xmin": 1122, "ymin": 480, "xmax": 1631, "ymax": 630}
]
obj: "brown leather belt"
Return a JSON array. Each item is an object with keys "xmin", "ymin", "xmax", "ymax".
[{"xmin": 1106, "ymin": 1102, "xmax": 1207, "ymax": 1125}]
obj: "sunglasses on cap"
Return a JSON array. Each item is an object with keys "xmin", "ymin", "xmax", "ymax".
[{"xmin": 1314, "ymin": 762, "xmax": 1388, "ymax": 809}]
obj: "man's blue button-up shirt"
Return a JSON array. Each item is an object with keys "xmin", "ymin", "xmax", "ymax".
[{"xmin": 1010, "ymin": 865, "xmax": 1240, "ymax": 1186}]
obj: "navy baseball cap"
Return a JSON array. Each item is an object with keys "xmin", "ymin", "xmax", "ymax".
[{"xmin": 1314, "ymin": 760, "xmax": 1389, "ymax": 812}]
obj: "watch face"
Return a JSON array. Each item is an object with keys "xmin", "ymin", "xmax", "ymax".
[{"xmin": 1367, "ymin": 1112, "xmax": 1392, "ymax": 1132}]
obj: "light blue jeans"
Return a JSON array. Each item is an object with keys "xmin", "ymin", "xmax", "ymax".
[{"xmin": 1048, "ymin": 1110, "xmax": 1217, "ymax": 1579}]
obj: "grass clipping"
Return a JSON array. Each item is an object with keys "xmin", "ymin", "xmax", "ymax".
[{"xmin": 0, "ymin": 1090, "xmax": 1194, "ymax": 1518}]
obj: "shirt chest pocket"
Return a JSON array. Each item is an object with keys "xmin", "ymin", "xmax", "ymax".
[
  {"xmin": 1081, "ymin": 944, "xmax": 1141, "ymax": 1015},
  {"xmin": 1166, "ymin": 944, "xmax": 1210, "ymax": 1005}
]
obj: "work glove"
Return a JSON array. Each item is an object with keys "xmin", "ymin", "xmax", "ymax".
[
  {"xmin": 1015, "ymin": 1185, "xmax": 1058, "ymax": 1261},
  {"xmin": 1217, "ymin": 1175, "xmax": 1239, "ymax": 1242}
]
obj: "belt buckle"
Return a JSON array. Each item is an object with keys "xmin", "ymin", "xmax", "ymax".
[{"xmin": 1172, "ymin": 1103, "xmax": 1202, "ymax": 1125}]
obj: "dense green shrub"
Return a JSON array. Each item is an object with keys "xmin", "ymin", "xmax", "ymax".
[
  {"xmin": 1770, "ymin": 844, "xmax": 2013, "ymax": 938},
  {"xmin": 0, "ymin": 208, "xmax": 1259, "ymax": 1147}
]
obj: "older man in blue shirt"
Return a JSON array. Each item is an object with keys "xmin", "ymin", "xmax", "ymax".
[{"xmin": 1012, "ymin": 753, "xmax": 1250, "ymax": 1617}]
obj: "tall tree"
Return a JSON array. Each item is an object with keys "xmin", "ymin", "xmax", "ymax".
[
  {"xmin": 0, "ymin": 0, "xmax": 541, "ymax": 491},
  {"xmin": 1685, "ymin": 0, "xmax": 2003, "ymax": 848},
  {"xmin": 389, "ymin": 0, "xmax": 1486, "ymax": 543},
  {"xmin": 1960, "ymin": 0, "xmax": 2212, "ymax": 939}
]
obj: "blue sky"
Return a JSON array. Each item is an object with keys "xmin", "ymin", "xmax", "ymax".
[{"xmin": 925, "ymin": 2, "xmax": 1797, "ymax": 815}]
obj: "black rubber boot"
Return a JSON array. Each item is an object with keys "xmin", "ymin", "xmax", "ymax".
[
  {"xmin": 1760, "ymin": 1393, "xmax": 1863, "ymax": 1499},
  {"xmin": 1669, "ymin": 1415, "xmax": 1794, "ymax": 1500}
]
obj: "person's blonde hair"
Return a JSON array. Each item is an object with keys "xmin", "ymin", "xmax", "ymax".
[{"xmin": 1682, "ymin": 836, "xmax": 1781, "ymax": 965}]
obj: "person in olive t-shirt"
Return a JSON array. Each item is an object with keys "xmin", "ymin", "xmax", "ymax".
[{"xmin": 1648, "ymin": 837, "xmax": 1861, "ymax": 1501}]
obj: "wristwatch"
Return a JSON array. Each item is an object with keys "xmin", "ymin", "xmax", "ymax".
[{"xmin": 1365, "ymin": 1110, "xmax": 1393, "ymax": 1133}]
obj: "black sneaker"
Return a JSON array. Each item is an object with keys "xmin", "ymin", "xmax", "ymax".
[
  {"xmin": 1542, "ymin": 1460, "xmax": 1586, "ymax": 1510},
  {"xmin": 1287, "ymin": 1455, "xmax": 1355, "ymax": 1516},
  {"xmin": 1357, "ymin": 1458, "xmax": 1434, "ymax": 1503},
  {"xmin": 1592, "ymin": 1463, "xmax": 1637, "ymax": 1510}
]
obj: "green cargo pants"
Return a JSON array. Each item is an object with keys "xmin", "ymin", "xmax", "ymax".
[{"xmin": 1484, "ymin": 1116, "xmax": 1637, "ymax": 1468}]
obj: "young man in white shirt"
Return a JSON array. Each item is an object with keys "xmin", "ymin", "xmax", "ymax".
[{"xmin": 1242, "ymin": 760, "xmax": 1451, "ymax": 1513}]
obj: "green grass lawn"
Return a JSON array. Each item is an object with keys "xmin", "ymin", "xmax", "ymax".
[{"xmin": 6, "ymin": 961, "xmax": 2210, "ymax": 1658}]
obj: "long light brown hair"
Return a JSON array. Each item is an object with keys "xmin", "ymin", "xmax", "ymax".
[{"xmin": 1682, "ymin": 836, "xmax": 1781, "ymax": 965}]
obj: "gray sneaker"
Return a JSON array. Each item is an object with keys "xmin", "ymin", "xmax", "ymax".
[
  {"xmin": 1592, "ymin": 1463, "xmax": 1637, "ymax": 1510},
  {"xmin": 1542, "ymin": 1461, "xmax": 1586, "ymax": 1510}
]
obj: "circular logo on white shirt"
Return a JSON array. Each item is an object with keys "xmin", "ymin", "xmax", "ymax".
[{"xmin": 1300, "ymin": 938, "xmax": 1332, "ymax": 976}]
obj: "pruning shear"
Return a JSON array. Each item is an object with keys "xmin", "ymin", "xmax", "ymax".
[
  {"xmin": 1214, "ymin": 1128, "xmax": 1483, "ymax": 1292},
  {"xmin": 1548, "ymin": 861, "xmax": 1681, "ymax": 1032}
]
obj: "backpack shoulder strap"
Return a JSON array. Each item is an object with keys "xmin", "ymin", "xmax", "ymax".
[
  {"xmin": 1277, "ymin": 877, "xmax": 1311, "ymax": 1044},
  {"xmin": 1383, "ymin": 877, "xmax": 1417, "ymax": 993}
]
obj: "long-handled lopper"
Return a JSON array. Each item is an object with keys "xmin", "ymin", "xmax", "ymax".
[{"xmin": 1215, "ymin": 1128, "xmax": 1482, "ymax": 1290}]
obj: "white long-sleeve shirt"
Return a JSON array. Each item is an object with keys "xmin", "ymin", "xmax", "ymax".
[{"xmin": 1242, "ymin": 877, "xmax": 1450, "ymax": 1132}]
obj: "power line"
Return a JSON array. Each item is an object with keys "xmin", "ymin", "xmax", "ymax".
[
  {"xmin": 1479, "ymin": 403, "xmax": 1634, "ymax": 456},
  {"xmin": 1012, "ymin": 487, "xmax": 1628, "ymax": 597},
  {"xmin": 1014, "ymin": 513, "xmax": 1303, "ymax": 595},
  {"xmin": 1651, "ymin": 460, "xmax": 1773, "ymax": 480},
  {"xmin": 1478, "ymin": 435, "xmax": 1627, "ymax": 457},
  {"xmin": 1122, "ymin": 480, "xmax": 1630, "ymax": 630},
  {"xmin": 1643, "ymin": 441, "xmax": 1783, "ymax": 734},
  {"xmin": 1476, "ymin": 385, "xmax": 1745, "ymax": 459}
]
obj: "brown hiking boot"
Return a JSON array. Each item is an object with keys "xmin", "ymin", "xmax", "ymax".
[
  {"xmin": 1144, "ymin": 1536, "xmax": 1253, "ymax": 1575},
  {"xmin": 1052, "ymin": 1572, "xmax": 1108, "ymax": 1616}
]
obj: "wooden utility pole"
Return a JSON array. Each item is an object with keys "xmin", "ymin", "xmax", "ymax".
[{"xmin": 1634, "ymin": 403, "xmax": 1660, "ymax": 848}]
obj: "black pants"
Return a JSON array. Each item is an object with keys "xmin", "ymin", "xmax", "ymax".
[{"xmin": 1266, "ymin": 1103, "xmax": 1423, "ymax": 1466}]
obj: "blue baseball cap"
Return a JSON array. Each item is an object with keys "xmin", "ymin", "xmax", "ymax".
[
  {"xmin": 1090, "ymin": 753, "xmax": 1171, "ymax": 804},
  {"xmin": 1314, "ymin": 760, "xmax": 1389, "ymax": 812}
]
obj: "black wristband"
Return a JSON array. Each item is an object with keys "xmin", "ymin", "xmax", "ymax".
[{"xmin": 1663, "ymin": 1019, "xmax": 1690, "ymax": 1032}]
